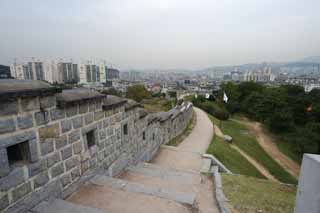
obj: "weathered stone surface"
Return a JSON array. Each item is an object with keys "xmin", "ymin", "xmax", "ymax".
[
  {"xmin": 68, "ymin": 130, "xmax": 80, "ymax": 143},
  {"xmin": 66, "ymin": 104, "xmax": 78, "ymax": 117},
  {"xmin": 0, "ymin": 194, "xmax": 9, "ymax": 211},
  {"xmin": 84, "ymin": 113, "xmax": 94, "ymax": 125},
  {"xmin": 65, "ymin": 156, "xmax": 79, "ymax": 171},
  {"xmin": 28, "ymin": 159, "xmax": 47, "ymax": 177},
  {"xmin": 89, "ymin": 101, "xmax": 96, "ymax": 112},
  {"xmin": 81, "ymin": 161, "xmax": 89, "ymax": 174},
  {"xmin": 72, "ymin": 116, "xmax": 83, "ymax": 129},
  {"xmin": 99, "ymin": 130, "xmax": 106, "ymax": 140},
  {"xmin": 61, "ymin": 119, "xmax": 72, "ymax": 133},
  {"xmin": 38, "ymin": 123, "xmax": 59, "ymax": 142},
  {"xmin": 50, "ymin": 108, "xmax": 65, "ymax": 121},
  {"xmin": 47, "ymin": 152, "xmax": 61, "ymax": 168},
  {"xmin": 51, "ymin": 163, "xmax": 64, "ymax": 178},
  {"xmin": 55, "ymin": 135, "xmax": 68, "ymax": 150},
  {"xmin": 94, "ymin": 111, "xmax": 104, "ymax": 121},
  {"xmin": 0, "ymin": 167, "xmax": 25, "ymax": 190},
  {"xmin": 17, "ymin": 114, "xmax": 33, "ymax": 129},
  {"xmin": 21, "ymin": 97, "xmax": 39, "ymax": 112},
  {"xmin": 79, "ymin": 103, "xmax": 88, "ymax": 114},
  {"xmin": 39, "ymin": 96, "xmax": 56, "ymax": 109},
  {"xmin": 41, "ymin": 138, "xmax": 54, "ymax": 155},
  {"xmin": 34, "ymin": 172, "xmax": 49, "ymax": 188},
  {"xmin": 60, "ymin": 173, "xmax": 72, "ymax": 187},
  {"xmin": 34, "ymin": 111, "xmax": 49, "ymax": 126},
  {"xmin": 0, "ymin": 118, "xmax": 16, "ymax": 134},
  {"xmin": 73, "ymin": 142, "xmax": 82, "ymax": 154},
  {"xmin": 71, "ymin": 167, "xmax": 80, "ymax": 180},
  {"xmin": 0, "ymin": 100, "xmax": 18, "ymax": 116},
  {"xmin": 0, "ymin": 149, "xmax": 10, "ymax": 177},
  {"xmin": 11, "ymin": 182, "xmax": 32, "ymax": 203},
  {"xmin": 61, "ymin": 146, "xmax": 72, "ymax": 160}
]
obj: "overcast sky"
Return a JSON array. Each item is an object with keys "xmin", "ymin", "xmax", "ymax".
[{"xmin": 0, "ymin": 0, "xmax": 319, "ymax": 69}]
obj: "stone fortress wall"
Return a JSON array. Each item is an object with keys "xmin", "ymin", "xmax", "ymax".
[{"xmin": 0, "ymin": 80, "xmax": 193, "ymax": 212}]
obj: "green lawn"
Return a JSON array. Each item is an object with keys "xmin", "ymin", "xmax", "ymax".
[
  {"xmin": 142, "ymin": 98, "xmax": 174, "ymax": 113},
  {"xmin": 277, "ymin": 140, "xmax": 302, "ymax": 164},
  {"xmin": 218, "ymin": 118, "xmax": 297, "ymax": 184},
  {"xmin": 207, "ymin": 135, "xmax": 265, "ymax": 179},
  {"xmin": 222, "ymin": 173, "xmax": 296, "ymax": 213}
]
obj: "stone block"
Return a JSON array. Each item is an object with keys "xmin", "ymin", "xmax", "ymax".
[
  {"xmin": 11, "ymin": 182, "xmax": 32, "ymax": 203},
  {"xmin": 39, "ymin": 96, "xmax": 56, "ymax": 109},
  {"xmin": 61, "ymin": 119, "xmax": 72, "ymax": 133},
  {"xmin": 17, "ymin": 114, "xmax": 33, "ymax": 130},
  {"xmin": 0, "ymin": 149, "xmax": 10, "ymax": 177},
  {"xmin": 50, "ymin": 108, "xmax": 65, "ymax": 121},
  {"xmin": 34, "ymin": 171, "xmax": 49, "ymax": 189},
  {"xmin": 66, "ymin": 104, "xmax": 78, "ymax": 117},
  {"xmin": 0, "ymin": 118, "xmax": 16, "ymax": 134},
  {"xmin": 73, "ymin": 142, "xmax": 83, "ymax": 154},
  {"xmin": 65, "ymin": 156, "xmax": 79, "ymax": 171},
  {"xmin": 0, "ymin": 100, "xmax": 18, "ymax": 116},
  {"xmin": 68, "ymin": 129, "xmax": 80, "ymax": 143},
  {"xmin": 0, "ymin": 194, "xmax": 9, "ymax": 211},
  {"xmin": 99, "ymin": 130, "xmax": 106, "ymax": 140},
  {"xmin": 79, "ymin": 102, "xmax": 88, "ymax": 114},
  {"xmin": 41, "ymin": 138, "xmax": 54, "ymax": 155},
  {"xmin": 34, "ymin": 111, "xmax": 49, "ymax": 126},
  {"xmin": 60, "ymin": 173, "xmax": 72, "ymax": 187},
  {"xmin": 0, "ymin": 167, "xmax": 25, "ymax": 191},
  {"xmin": 61, "ymin": 146, "xmax": 72, "ymax": 160},
  {"xmin": 38, "ymin": 123, "xmax": 60, "ymax": 142},
  {"xmin": 28, "ymin": 159, "xmax": 47, "ymax": 177},
  {"xmin": 103, "ymin": 118, "xmax": 110, "ymax": 128},
  {"xmin": 51, "ymin": 163, "xmax": 64, "ymax": 178},
  {"xmin": 89, "ymin": 101, "xmax": 96, "ymax": 112},
  {"xmin": 20, "ymin": 97, "xmax": 39, "ymax": 112},
  {"xmin": 94, "ymin": 111, "xmax": 104, "ymax": 121},
  {"xmin": 55, "ymin": 135, "xmax": 68, "ymax": 150},
  {"xmin": 47, "ymin": 152, "xmax": 61, "ymax": 168},
  {"xmin": 72, "ymin": 116, "xmax": 83, "ymax": 129},
  {"xmin": 84, "ymin": 113, "xmax": 94, "ymax": 125},
  {"xmin": 71, "ymin": 167, "xmax": 80, "ymax": 180},
  {"xmin": 81, "ymin": 161, "xmax": 89, "ymax": 174}
]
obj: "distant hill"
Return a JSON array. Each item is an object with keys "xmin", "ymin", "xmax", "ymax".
[{"xmin": 299, "ymin": 56, "xmax": 320, "ymax": 64}]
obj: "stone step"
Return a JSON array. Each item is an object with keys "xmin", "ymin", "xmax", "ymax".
[
  {"xmin": 200, "ymin": 158, "xmax": 212, "ymax": 174},
  {"xmin": 90, "ymin": 175, "xmax": 196, "ymax": 206},
  {"xmin": 126, "ymin": 162, "xmax": 201, "ymax": 185},
  {"xmin": 31, "ymin": 198, "xmax": 106, "ymax": 213}
]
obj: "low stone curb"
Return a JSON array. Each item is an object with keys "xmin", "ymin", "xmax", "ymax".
[
  {"xmin": 212, "ymin": 166, "xmax": 231, "ymax": 213},
  {"xmin": 203, "ymin": 154, "xmax": 232, "ymax": 174}
]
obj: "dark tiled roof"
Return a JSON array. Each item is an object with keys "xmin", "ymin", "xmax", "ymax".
[
  {"xmin": 102, "ymin": 95, "xmax": 127, "ymax": 110},
  {"xmin": 56, "ymin": 88, "xmax": 105, "ymax": 106}
]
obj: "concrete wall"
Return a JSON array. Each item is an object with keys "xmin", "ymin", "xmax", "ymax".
[
  {"xmin": 294, "ymin": 154, "xmax": 320, "ymax": 213},
  {"xmin": 0, "ymin": 90, "xmax": 192, "ymax": 212}
]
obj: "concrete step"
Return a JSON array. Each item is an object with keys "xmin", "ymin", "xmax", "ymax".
[
  {"xmin": 31, "ymin": 199, "xmax": 106, "ymax": 213},
  {"xmin": 126, "ymin": 162, "xmax": 201, "ymax": 185},
  {"xmin": 90, "ymin": 175, "xmax": 196, "ymax": 206}
]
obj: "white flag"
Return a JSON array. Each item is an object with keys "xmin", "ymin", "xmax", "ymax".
[
  {"xmin": 223, "ymin": 92, "xmax": 228, "ymax": 103},
  {"xmin": 205, "ymin": 93, "xmax": 210, "ymax": 99}
]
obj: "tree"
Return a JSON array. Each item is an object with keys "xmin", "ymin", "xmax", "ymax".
[
  {"xmin": 100, "ymin": 88, "xmax": 121, "ymax": 97},
  {"xmin": 126, "ymin": 84, "xmax": 151, "ymax": 102}
]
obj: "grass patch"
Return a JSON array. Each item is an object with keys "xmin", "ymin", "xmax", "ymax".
[
  {"xmin": 277, "ymin": 140, "xmax": 302, "ymax": 164},
  {"xmin": 218, "ymin": 118, "xmax": 297, "ymax": 184},
  {"xmin": 167, "ymin": 110, "xmax": 197, "ymax": 146},
  {"xmin": 207, "ymin": 135, "xmax": 265, "ymax": 179},
  {"xmin": 222, "ymin": 173, "xmax": 296, "ymax": 213},
  {"xmin": 142, "ymin": 98, "xmax": 174, "ymax": 113}
]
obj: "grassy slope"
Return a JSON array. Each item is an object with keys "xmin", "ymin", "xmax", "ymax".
[
  {"xmin": 142, "ymin": 98, "xmax": 174, "ymax": 113},
  {"xmin": 222, "ymin": 173, "xmax": 296, "ymax": 213},
  {"xmin": 219, "ymin": 118, "xmax": 297, "ymax": 184},
  {"xmin": 207, "ymin": 135, "xmax": 265, "ymax": 179},
  {"xmin": 167, "ymin": 110, "xmax": 196, "ymax": 146}
]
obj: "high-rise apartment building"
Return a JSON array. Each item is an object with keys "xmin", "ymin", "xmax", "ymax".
[{"xmin": 11, "ymin": 59, "xmax": 44, "ymax": 81}]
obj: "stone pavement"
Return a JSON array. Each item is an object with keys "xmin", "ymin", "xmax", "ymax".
[{"xmin": 32, "ymin": 107, "xmax": 219, "ymax": 213}]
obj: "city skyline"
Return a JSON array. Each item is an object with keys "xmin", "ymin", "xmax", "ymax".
[{"xmin": 1, "ymin": 0, "xmax": 320, "ymax": 69}]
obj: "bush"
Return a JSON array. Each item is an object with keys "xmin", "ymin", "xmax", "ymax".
[{"xmin": 126, "ymin": 84, "xmax": 151, "ymax": 102}]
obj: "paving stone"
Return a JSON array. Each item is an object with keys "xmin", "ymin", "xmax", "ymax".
[
  {"xmin": 17, "ymin": 114, "xmax": 33, "ymax": 129},
  {"xmin": 11, "ymin": 182, "xmax": 32, "ymax": 203},
  {"xmin": 34, "ymin": 172, "xmax": 49, "ymax": 189},
  {"xmin": 0, "ymin": 118, "xmax": 16, "ymax": 134},
  {"xmin": 34, "ymin": 111, "xmax": 49, "ymax": 126},
  {"xmin": 0, "ymin": 167, "xmax": 25, "ymax": 191},
  {"xmin": 61, "ymin": 119, "xmax": 72, "ymax": 133},
  {"xmin": 61, "ymin": 146, "xmax": 72, "ymax": 160},
  {"xmin": 51, "ymin": 163, "xmax": 64, "ymax": 178},
  {"xmin": 72, "ymin": 117, "xmax": 83, "ymax": 129}
]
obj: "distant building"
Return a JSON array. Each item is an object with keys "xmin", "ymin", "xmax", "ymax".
[
  {"xmin": 79, "ymin": 62, "xmax": 107, "ymax": 84},
  {"xmin": 11, "ymin": 59, "xmax": 45, "ymax": 81},
  {"xmin": 244, "ymin": 67, "xmax": 275, "ymax": 82},
  {"xmin": 0, "ymin": 65, "xmax": 12, "ymax": 79}
]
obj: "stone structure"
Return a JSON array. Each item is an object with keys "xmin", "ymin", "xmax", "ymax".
[
  {"xmin": 294, "ymin": 154, "xmax": 320, "ymax": 213},
  {"xmin": 0, "ymin": 79, "xmax": 193, "ymax": 212}
]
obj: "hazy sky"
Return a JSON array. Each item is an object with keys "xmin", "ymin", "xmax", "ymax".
[{"xmin": 0, "ymin": 0, "xmax": 319, "ymax": 69}]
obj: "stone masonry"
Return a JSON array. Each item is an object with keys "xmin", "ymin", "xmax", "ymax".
[{"xmin": 0, "ymin": 79, "xmax": 193, "ymax": 212}]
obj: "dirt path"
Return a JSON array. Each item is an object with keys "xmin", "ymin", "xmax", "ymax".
[
  {"xmin": 213, "ymin": 123, "xmax": 278, "ymax": 182},
  {"xmin": 234, "ymin": 119, "xmax": 300, "ymax": 178}
]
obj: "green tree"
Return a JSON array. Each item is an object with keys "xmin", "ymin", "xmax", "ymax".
[{"xmin": 126, "ymin": 84, "xmax": 151, "ymax": 102}]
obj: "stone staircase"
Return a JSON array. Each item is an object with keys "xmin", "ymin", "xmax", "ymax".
[{"xmin": 31, "ymin": 161, "xmax": 216, "ymax": 213}]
